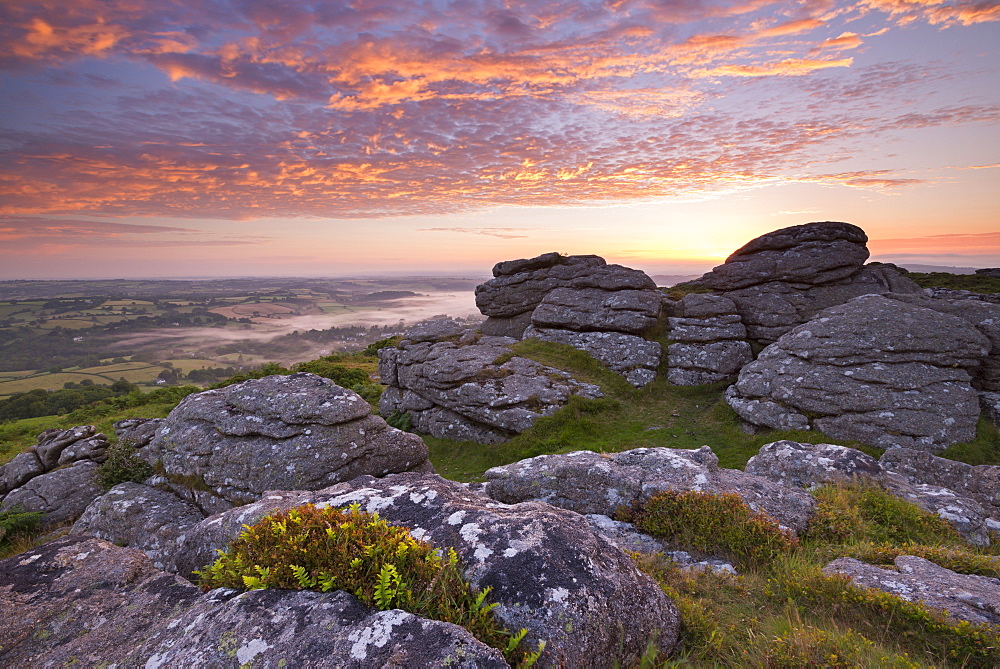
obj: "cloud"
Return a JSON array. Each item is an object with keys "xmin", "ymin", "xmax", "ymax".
[
  {"xmin": 858, "ymin": 0, "xmax": 1000, "ymax": 27},
  {"xmin": 0, "ymin": 0, "xmax": 996, "ymax": 223},
  {"xmin": 0, "ymin": 215, "xmax": 268, "ymax": 250},
  {"xmin": 869, "ymin": 231, "xmax": 1000, "ymax": 252},
  {"xmin": 418, "ymin": 227, "xmax": 541, "ymax": 238}
]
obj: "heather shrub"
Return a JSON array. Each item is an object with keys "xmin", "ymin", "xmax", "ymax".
[
  {"xmin": 195, "ymin": 503, "xmax": 541, "ymax": 665},
  {"xmin": 618, "ymin": 490, "xmax": 797, "ymax": 569},
  {"xmin": 803, "ymin": 482, "xmax": 964, "ymax": 547},
  {"xmin": 95, "ymin": 440, "xmax": 154, "ymax": 490}
]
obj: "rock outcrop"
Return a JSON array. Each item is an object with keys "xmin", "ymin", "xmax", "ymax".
[
  {"xmin": 77, "ymin": 473, "xmax": 680, "ymax": 666},
  {"xmin": 744, "ymin": 440, "xmax": 885, "ymax": 489},
  {"xmin": 726, "ymin": 294, "xmax": 990, "ymax": 452},
  {"xmin": 745, "ymin": 441, "xmax": 999, "ymax": 545},
  {"xmin": 143, "ymin": 373, "xmax": 432, "ymax": 510},
  {"xmin": 379, "ymin": 321, "xmax": 603, "ymax": 443},
  {"xmin": 880, "ymin": 447, "xmax": 1000, "ymax": 522},
  {"xmin": 483, "ymin": 446, "xmax": 816, "ymax": 534},
  {"xmin": 698, "ymin": 222, "xmax": 922, "ymax": 344},
  {"xmin": 0, "ymin": 535, "xmax": 507, "ymax": 667},
  {"xmin": 666, "ymin": 294, "xmax": 753, "ymax": 386},
  {"xmin": 473, "ymin": 252, "xmax": 663, "ymax": 388},
  {"xmin": 823, "ymin": 555, "xmax": 1000, "ymax": 628},
  {"xmin": 0, "ymin": 426, "xmax": 110, "ymax": 524}
]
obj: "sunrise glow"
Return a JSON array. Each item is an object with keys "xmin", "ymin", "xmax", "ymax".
[{"xmin": 1, "ymin": 0, "xmax": 998, "ymax": 278}]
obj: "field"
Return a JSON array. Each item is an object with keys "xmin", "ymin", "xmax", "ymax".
[{"xmin": 0, "ymin": 362, "xmax": 169, "ymax": 398}]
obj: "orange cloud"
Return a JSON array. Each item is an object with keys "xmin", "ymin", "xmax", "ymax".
[{"xmin": 692, "ymin": 57, "xmax": 853, "ymax": 77}]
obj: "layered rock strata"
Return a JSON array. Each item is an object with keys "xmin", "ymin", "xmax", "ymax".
[
  {"xmin": 666, "ymin": 294, "xmax": 753, "ymax": 386},
  {"xmin": 0, "ymin": 425, "xmax": 110, "ymax": 523},
  {"xmin": 379, "ymin": 320, "xmax": 603, "ymax": 443},
  {"xmin": 698, "ymin": 222, "xmax": 923, "ymax": 344},
  {"xmin": 474, "ymin": 252, "xmax": 663, "ymax": 388}
]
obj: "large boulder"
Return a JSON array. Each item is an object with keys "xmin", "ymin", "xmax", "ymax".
[
  {"xmin": 80, "ymin": 473, "xmax": 680, "ymax": 666},
  {"xmin": 701, "ymin": 222, "xmax": 871, "ymax": 291},
  {"xmin": 144, "ymin": 373, "xmax": 432, "ymax": 508},
  {"xmin": 744, "ymin": 440, "xmax": 884, "ymax": 489},
  {"xmin": 379, "ymin": 324, "xmax": 602, "ymax": 443},
  {"xmin": 72, "ymin": 482, "xmax": 208, "ymax": 570},
  {"xmin": 0, "ymin": 535, "xmax": 506, "ymax": 667},
  {"xmin": 483, "ymin": 446, "xmax": 816, "ymax": 534},
  {"xmin": 697, "ymin": 222, "xmax": 922, "ymax": 344},
  {"xmin": 0, "ymin": 426, "xmax": 110, "ymax": 525},
  {"xmin": 823, "ymin": 555, "xmax": 1000, "ymax": 628},
  {"xmin": 726, "ymin": 294, "xmax": 990, "ymax": 452}
]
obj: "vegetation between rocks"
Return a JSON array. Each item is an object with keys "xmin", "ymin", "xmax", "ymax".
[
  {"xmin": 626, "ymin": 483, "xmax": 1000, "ymax": 667},
  {"xmin": 195, "ymin": 503, "xmax": 542, "ymax": 666}
]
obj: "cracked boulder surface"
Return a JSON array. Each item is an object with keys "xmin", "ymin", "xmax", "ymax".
[
  {"xmin": 0, "ymin": 535, "xmax": 506, "ymax": 668},
  {"xmin": 143, "ymin": 373, "xmax": 432, "ymax": 509},
  {"xmin": 483, "ymin": 446, "xmax": 815, "ymax": 535},
  {"xmin": 694, "ymin": 222, "xmax": 923, "ymax": 344},
  {"xmin": 666, "ymin": 294, "xmax": 753, "ymax": 386},
  {"xmin": 726, "ymin": 294, "xmax": 990, "ymax": 452},
  {"xmin": 745, "ymin": 441, "xmax": 998, "ymax": 546},
  {"xmin": 0, "ymin": 426, "xmax": 110, "ymax": 524},
  {"xmin": 379, "ymin": 323, "xmax": 603, "ymax": 444},
  {"xmin": 823, "ymin": 555, "xmax": 1000, "ymax": 629},
  {"xmin": 473, "ymin": 252, "xmax": 663, "ymax": 388},
  {"xmin": 87, "ymin": 473, "xmax": 678, "ymax": 667}
]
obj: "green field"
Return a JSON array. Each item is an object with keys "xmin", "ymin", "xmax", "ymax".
[
  {"xmin": 161, "ymin": 358, "xmax": 223, "ymax": 374},
  {"xmin": 0, "ymin": 362, "xmax": 168, "ymax": 397}
]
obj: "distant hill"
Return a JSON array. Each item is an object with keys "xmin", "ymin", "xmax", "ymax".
[
  {"xmin": 893, "ymin": 264, "xmax": 981, "ymax": 275},
  {"xmin": 651, "ymin": 274, "xmax": 702, "ymax": 287}
]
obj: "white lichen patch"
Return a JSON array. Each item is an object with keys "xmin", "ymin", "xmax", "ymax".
[
  {"xmin": 348, "ymin": 610, "xmax": 410, "ymax": 660},
  {"xmin": 236, "ymin": 637, "xmax": 273, "ymax": 665}
]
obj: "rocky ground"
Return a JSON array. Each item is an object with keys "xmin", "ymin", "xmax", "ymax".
[{"xmin": 2, "ymin": 221, "xmax": 999, "ymax": 667}]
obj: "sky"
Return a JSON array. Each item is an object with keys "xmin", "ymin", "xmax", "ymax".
[{"xmin": 1, "ymin": 0, "xmax": 998, "ymax": 280}]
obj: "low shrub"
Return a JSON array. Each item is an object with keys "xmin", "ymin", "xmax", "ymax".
[
  {"xmin": 363, "ymin": 336, "xmax": 401, "ymax": 356},
  {"xmin": 385, "ymin": 410, "xmax": 413, "ymax": 432},
  {"xmin": 803, "ymin": 482, "xmax": 964, "ymax": 547},
  {"xmin": 95, "ymin": 440, "xmax": 154, "ymax": 490},
  {"xmin": 618, "ymin": 490, "xmax": 797, "ymax": 569},
  {"xmin": 195, "ymin": 503, "xmax": 542, "ymax": 665},
  {"xmin": 0, "ymin": 505, "xmax": 45, "ymax": 546}
]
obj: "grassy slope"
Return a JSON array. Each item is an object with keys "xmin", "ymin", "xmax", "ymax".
[
  {"xmin": 426, "ymin": 339, "xmax": 999, "ymax": 481},
  {"xmin": 2, "ymin": 343, "xmax": 999, "ymax": 665}
]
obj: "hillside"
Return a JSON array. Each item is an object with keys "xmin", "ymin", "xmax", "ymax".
[{"xmin": 2, "ymin": 223, "xmax": 1000, "ymax": 667}]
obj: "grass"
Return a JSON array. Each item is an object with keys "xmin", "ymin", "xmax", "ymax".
[
  {"xmin": 629, "ymin": 483, "xmax": 1000, "ymax": 667},
  {"xmin": 908, "ymin": 272, "xmax": 1000, "ymax": 294},
  {"xmin": 0, "ymin": 362, "xmax": 169, "ymax": 398},
  {"xmin": 425, "ymin": 339, "xmax": 905, "ymax": 481}
]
